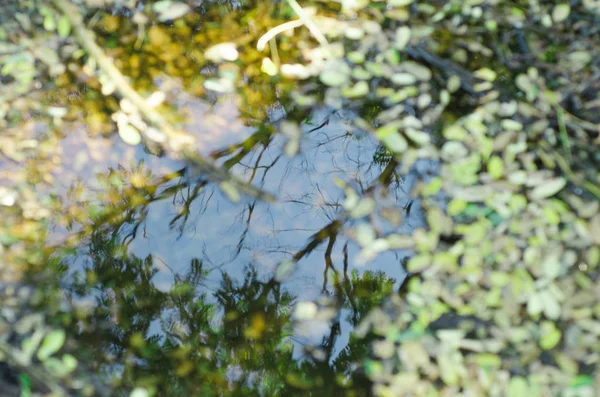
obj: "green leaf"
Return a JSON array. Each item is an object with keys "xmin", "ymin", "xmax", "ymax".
[
  {"xmin": 376, "ymin": 123, "xmax": 407, "ymax": 153},
  {"xmin": 447, "ymin": 199, "xmax": 467, "ymax": 216},
  {"xmin": 153, "ymin": 1, "xmax": 191, "ymax": 22},
  {"xmin": 382, "ymin": 132, "xmax": 407, "ymax": 153},
  {"xmin": 501, "ymin": 119, "xmax": 523, "ymax": 131},
  {"xmin": 438, "ymin": 352, "xmax": 460, "ymax": 385},
  {"xmin": 529, "ymin": 178, "xmax": 566, "ymax": 200},
  {"xmin": 342, "ymin": 81, "xmax": 369, "ymax": 98},
  {"xmin": 372, "ymin": 340, "xmax": 395, "ymax": 359},
  {"xmin": 570, "ymin": 375, "xmax": 593, "ymax": 388},
  {"xmin": 541, "ymin": 290, "xmax": 561, "ymax": 320},
  {"xmin": 542, "ymin": 255, "xmax": 561, "ymax": 280},
  {"xmin": 364, "ymin": 360, "xmax": 384, "ymax": 378},
  {"xmin": 37, "ymin": 329, "xmax": 66, "ymax": 361},
  {"xmin": 354, "ymin": 223, "xmax": 376, "ymax": 246},
  {"xmin": 118, "ymin": 124, "xmax": 142, "ymax": 146},
  {"xmin": 441, "ymin": 141, "xmax": 468, "ymax": 162},
  {"xmin": 283, "ymin": 138, "xmax": 300, "ymax": 157},
  {"xmin": 43, "ymin": 14, "xmax": 56, "ymax": 31},
  {"xmin": 43, "ymin": 357, "xmax": 71, "ymax": 377},
  {"xmin": 261, "ymin": 57, "xmax": 278, "ymax": 76},
  {"xmin": 1, "ymin": 53, "xmax": 32, "ymax": 75},
  {"xmin": 204, "ymin": 43, "xmax": 239, "ymax": 63},
  {"xmin": 319, "ymin": 70, "xmax": 348, "ymax": 87},
  {"xmin": 130, "ymin": 388, "xmax": 150, "ymax": 397},
  {"xmin": 508, "ymin": 377, "xmax": 529, "ymax": 397},
  {"xmin": 57, "ymin": 15, "xmax": 71, "ymax": 37},
  {"xmin": 18, "ymin": 374, "xmax": 32, "ymax": 397},
  {"xmin": 539, "ymin": 321, "xmax": 561, "ymax": 350},
  {"xmin": 389, "ymin": 0, "xmax": 414, "ymax": 6},
  {"xmin": 345, "ymin": 26, "xmax": 365, "ymax": 40},
  {"xmin": 394, "ymin": 26, "xmax": 411, "ymax": 50},
  {"xmin": 21, "ymin": 329, "xmax": 44, "ymax": 364},
  {"xmin": 487, "ymin": 156, "xmax": 504, "ymax": 179},
  {"xmin": 542, "ymin": 205, "xmax": 560, "ymax": 224},
  {"xmin": 391, "ymin": 73, "xmax": 417, "ymax": 85},
  {"xmin": 443, "ymin": 125, "xmax": 468, "ymax": 141},
  {"xmin": 552, "ymin": 4, "xmax": 570, "ymax": 23},
  {"xmin": 406, "ymin": 254, "xmax": 431, "ymax": 272},
  {"xmin": 447, "ymin": 75, "xmax": 461, "ymax": 93},
  {"xmin": 476, "ymin": 353, "xmax": 501, "ymax": 369},
  {"xmin": 403, "ymin": 61, "xmax": 432, "ymax": 81},
  {"xmin": 509, "ymin": 194, "xmax": 527, "ymax": 212},
  {"xmin": 474, "ymin": 67, "xmax": 496, "ymax": 82},
  {"xmin": 349, "ymin": 198, "xmax": 376, "ymax": 218},
  {"xmin": 404, "ymin": 128, "xmax": 430, "ymax": 146},
  {"xmin": 423, "ymin": 177, "xmax": 441, "ymax": 196},
  {"xmin": 347, "ymin": 51, "xmax": 365, "ymax": 64}
]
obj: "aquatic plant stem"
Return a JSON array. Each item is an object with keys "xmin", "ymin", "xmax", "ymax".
[
  {"xmin": 286, "ymin": 0, "xmax": 328, "ymax": 47},
  {"xmin": 51, "ymin": 0, "xmax": 275, "ymax": 203},
  {"xmin": 257, "ymin": 19, "xmax": 305, "ymax": 51},
  {"xmin": 269, "ymin": 38, "xmax": 280, "ymax": 67}
]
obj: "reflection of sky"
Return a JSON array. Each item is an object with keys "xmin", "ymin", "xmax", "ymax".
[
  {"xmin": 130, "ymin": 107, "xmax": 421, "ymax": 298},
  {"xmin": 123, "ymin": 106, "xmax": 436, "ymax": 360},
  {"xmin": 52, "ymin": 95, "xmax": 437, "ymax": 363}
]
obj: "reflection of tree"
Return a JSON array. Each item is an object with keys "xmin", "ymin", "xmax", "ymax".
[
  {"xmin": 43, "ymin": 130, "xmax": 402, "ymax": 393},
  {"xmin": 50, "ymin": 0, "xmax": 409, "ymax": 288},
  {"xmin": 62, "ymin": 230, "xmax": 284, "ymax": 395},
  {"xmin": 13, "ymin": 109, "xmax": 403, "ymax": 394},
  {"xmin": 36, "ymin": 16, "xmax": 411, "ymax": 386},
  {"xmin": 43, "ymin": 221, "xmax": 396, "ymax": 396}
]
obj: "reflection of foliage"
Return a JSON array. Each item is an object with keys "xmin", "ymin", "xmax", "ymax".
[
  {"xmin": 28, "ymin": 227, "xmax": 398, "ymax": 396},
  {"xmin": 60, "ymin": 160, "xmax": 210, "ymax": 245},
  {"xmin": 345, "ymin": 270, "xmax": 395, "ymax": 324}
]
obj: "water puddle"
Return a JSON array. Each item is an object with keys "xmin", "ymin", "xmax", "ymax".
[
  {"xmin": 49, "ymin": 99, "xmax": 431, "ymax": 358},
  {"xmin": 2, "ymin": 2, "xmax": 439, "ymax": 394}
]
